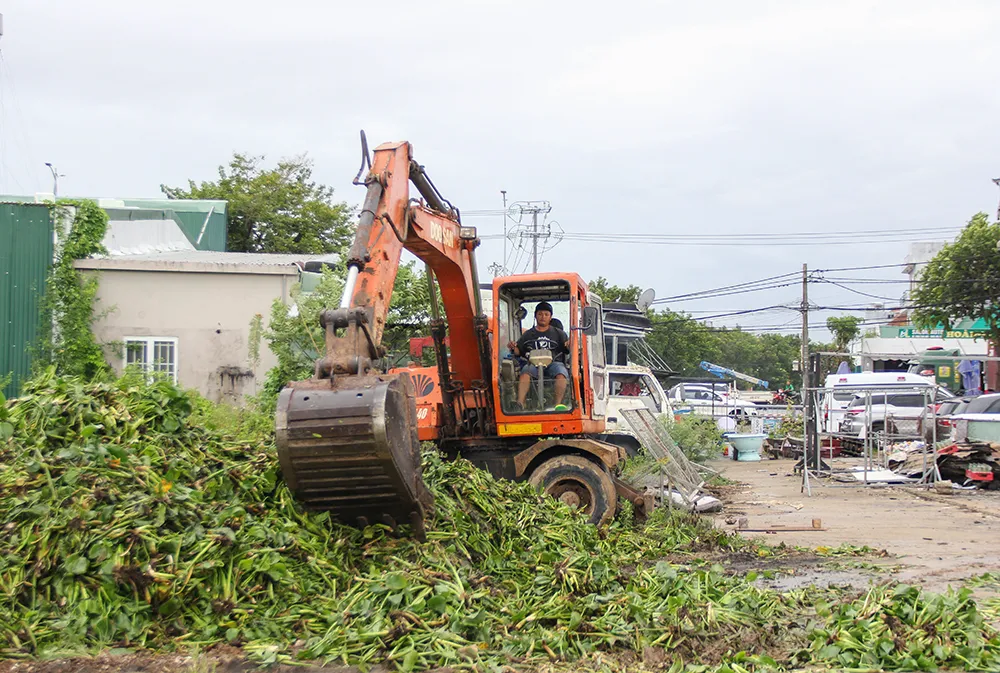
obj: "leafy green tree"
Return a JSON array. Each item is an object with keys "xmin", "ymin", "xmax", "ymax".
[
  {"xmin": 255, "ymin": 268, "xmax": 344, "ymax": 405},
  {"xmin": 162, "ymin": 153, "xmax": 353, "ymax": 254},
  {"xmin": 826, "ymin": 316, "xmax": 862, "ymax": 351},
  {"xmin": 643, "ymin": 309, "xmax": 801, "ymax": 387},
  {"xmin": 912, "ymin": 212, "xmax": 1000, "ymax": 347},
  {"xmin": 588, "ymin": 277, "xmax": 643, "ymax": 303}
]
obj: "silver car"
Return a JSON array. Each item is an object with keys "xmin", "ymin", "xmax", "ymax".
[{"xmin": 839, "ymin": 390, "xmax": 943, "ymax": 441}]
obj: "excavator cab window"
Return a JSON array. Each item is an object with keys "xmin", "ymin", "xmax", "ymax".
[{"xmin": 497, "ymin": 281, "xmax": 575, "ymax": 414}]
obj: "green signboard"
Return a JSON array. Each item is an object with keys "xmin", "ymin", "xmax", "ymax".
[{"xmin": 896, "ymin": 327, "xmax": 989, "ymax": 339}]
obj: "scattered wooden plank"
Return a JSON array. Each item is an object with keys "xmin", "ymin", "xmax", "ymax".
[{"xmin": 736, "ymin": 518, "xmax": 825, "ymax": 532}]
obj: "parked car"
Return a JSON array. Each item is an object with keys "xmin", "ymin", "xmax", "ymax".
[
  {"xmin": 917, "ymin": 397, "xmax": 972, "ymax": 444},
  {"xmin": 667, "ymin": 383, "xmax": 758, "ymax": 416},
  {"xmin": 838, "ymin": 389, "xmax": 948, "ymax": 442},
  {"xmin": 949, "ymin": 393, "xmax": 1000, "ymax": 443}
]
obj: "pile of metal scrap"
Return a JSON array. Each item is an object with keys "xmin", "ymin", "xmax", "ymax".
[
  {"xmin": 620, "ymin": 408, "xmax": 723, "ymax": 512},
  {"xmin": 888, "ymin": 441, "xmax": 1000, "ymax": 488}
]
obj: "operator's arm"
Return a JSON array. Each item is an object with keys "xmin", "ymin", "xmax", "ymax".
[{"xmin": 557, "ymin": 328, "xmax": 570, "ymax": 357}]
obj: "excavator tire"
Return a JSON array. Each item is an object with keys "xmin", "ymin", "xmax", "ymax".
[
  {"xmin": 275, "ymin": 372, "xmax": 432, "ymax": 537},
  {"xmin": 528, "ymin": 455, "xmax": 617, "ymax": 526}
]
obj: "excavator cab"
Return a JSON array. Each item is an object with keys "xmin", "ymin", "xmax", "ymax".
[
  {"xmin": 496, "ymin": 283, "xmax": 576, "ymax": 413},
  {"xmin": 492, "ymin": 274, "xmax": 607, "ymax": 434}
]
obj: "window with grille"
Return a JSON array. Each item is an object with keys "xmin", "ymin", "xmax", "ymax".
[{"xmin": 123, "ymin": 337, "xmax": 178, "ymax": 382}]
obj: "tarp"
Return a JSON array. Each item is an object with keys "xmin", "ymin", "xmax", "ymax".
[{"xmin": 958, "ymin": 359, "xmax": 982, "ymax": 395}]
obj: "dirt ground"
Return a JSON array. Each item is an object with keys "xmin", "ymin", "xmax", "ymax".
[{"xmin": 709, "ymin": 456, "xmax": 1000, "ymax": 592}]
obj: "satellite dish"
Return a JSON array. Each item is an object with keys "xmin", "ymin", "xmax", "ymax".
[{"xmin": 636, "ymin": 288, "xmax": 655, "ymax": 312}]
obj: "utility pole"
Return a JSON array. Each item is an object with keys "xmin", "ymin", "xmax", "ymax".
[
  {"xmin": 531, "ymin": 209, "xmax": 539, "ymax": 273},
  {"xmin": 800, "ymin": 263, "xmax": 809, "ymax": 394},
  {"xmin": 993, "ymin": 178, "xmax": 1000, "ymax": 221},
  {"xmin": 508, "ymin": 201, "xmax": 554, "ymax": 273},
  {"xmin": 501, "ymin": 190, "xmax": 508, "ymax": 274}
]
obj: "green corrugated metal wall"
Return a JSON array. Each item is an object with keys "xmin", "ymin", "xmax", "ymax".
[{"xmin": 0, "ymin": 203, "xmax": 54, "ymax": 398}]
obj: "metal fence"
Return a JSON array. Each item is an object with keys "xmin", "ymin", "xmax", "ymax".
[
  {"xmin": 803, "ymin": 382, "xmax": 941, "ymax": 489},
  {"xmin": 674, "ymin": 402, "xmax": 802, "ymax": 436}
]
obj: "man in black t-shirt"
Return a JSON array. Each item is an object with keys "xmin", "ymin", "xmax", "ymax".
[{"xmin": 507, "ymin": 301, "xmax": 570, "ymax": 410}]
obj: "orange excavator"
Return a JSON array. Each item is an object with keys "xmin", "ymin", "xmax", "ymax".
[{"xmin": 275, "ymin": 134, "xmax": 650, "ymax": 535}]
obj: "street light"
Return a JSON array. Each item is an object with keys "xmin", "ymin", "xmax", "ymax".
[{"xmin": 44, "ymin": 162, "xmax": 63, "ymax": 199}]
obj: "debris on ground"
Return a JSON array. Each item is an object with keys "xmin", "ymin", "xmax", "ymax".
[
  {"xmin": 888, "ymin": 441, "xmax": 1000, "ymax": 488},
  {"xmin": 2, "ymin": 372, "xmax": 1000, "ymax": 671}
]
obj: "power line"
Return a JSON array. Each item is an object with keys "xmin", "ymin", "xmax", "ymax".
[
  {"xmin": 652, "ymin": 271, "xmax": 801, "ymax": 303},
  {"xmin": 562, "ymin": 226, "xmax": 958, "ymax": 240},
  {"xmin": 815, "ymin": 280, "xmax": 902, "ymax": 302}
]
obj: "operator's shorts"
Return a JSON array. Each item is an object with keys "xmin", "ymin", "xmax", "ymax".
[{"xmin": 520, "ymin": 361, "xmax": 569, "ymax": 379}]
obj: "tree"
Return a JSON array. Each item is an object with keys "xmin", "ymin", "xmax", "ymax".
[
  {"xmin": 912, "ymin": 212, "xmax": 1000, "ymax": 346},
  {"xmin": 588, "ymin": 276, "xmax": 643, "ymax": 304},
  {"xmin": 162, "ymin": 153, "xmax": 353, "ymax": 254},
  {"xmin": 826, "ymin": 315, "xmax": 862, "ymax": 352},
  {"xmin": 643, "ymin": 309, "xmax": 801, "ymax": 387}
]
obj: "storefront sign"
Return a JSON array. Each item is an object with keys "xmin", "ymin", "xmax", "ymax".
[{"xmin": 897, "ymin": 327, "xmax": 988, "ymax": 339}]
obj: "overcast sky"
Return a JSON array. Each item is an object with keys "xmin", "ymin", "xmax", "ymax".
[{"xmin": 2, "ymin": 1, "xmax": 999, "ymax": 338}]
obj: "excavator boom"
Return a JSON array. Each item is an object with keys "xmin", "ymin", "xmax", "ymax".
[{"xmin": 276, "ymin": 136, "xmax": 491, "ymax": 534}]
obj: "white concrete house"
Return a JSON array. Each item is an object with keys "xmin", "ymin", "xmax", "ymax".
[{"xmin": 75, "ymin": 251, "xmax": 330, "ymax": 404}]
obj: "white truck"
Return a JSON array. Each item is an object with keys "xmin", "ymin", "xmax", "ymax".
[{"xmin": 597, "ymin": 364, "xmax": 674, "ymax": 456}]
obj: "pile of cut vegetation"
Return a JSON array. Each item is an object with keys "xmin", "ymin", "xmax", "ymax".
[{"xmin": 1, "ymin": 371, "xmax": 998, "ymax": 671}]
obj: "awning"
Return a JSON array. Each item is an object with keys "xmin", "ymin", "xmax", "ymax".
[{"xmin": 859, "ymin": 337, "xmax": 989, "ymax": 360}]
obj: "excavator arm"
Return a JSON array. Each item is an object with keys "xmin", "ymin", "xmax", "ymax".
[
  {"xmin": 327, "ymin": 141, "xmax": 485, "ymax": 387},
  {"xmin": 275, "ymin": 136, "xmax": 492, "ymax": 535}
]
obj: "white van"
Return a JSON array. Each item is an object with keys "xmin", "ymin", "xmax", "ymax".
[{"xmin": 820, "ymin": 372, "xmax": 950, "ymax": 433}]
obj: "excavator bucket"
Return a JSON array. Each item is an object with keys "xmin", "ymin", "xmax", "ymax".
[{"xmin": 275, "ymin": 371, "xmax": 432, "ymax": 536}]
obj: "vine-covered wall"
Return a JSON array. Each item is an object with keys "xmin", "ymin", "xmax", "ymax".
[{"xmin": 34, "ymin": 200, "xmax": 111, "ymax": 380}]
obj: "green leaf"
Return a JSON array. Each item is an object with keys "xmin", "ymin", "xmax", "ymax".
[
  {"xmin": 401, "ymin": 650, "xmax": 418, "ymax": 672},
  {"xmin": 816, "ymin": 644, "xmax": 841, "ymax": 659},
  {"xmin": 64, "ymin": 554, "xmax": 89, "ymax": 575},
  {"xmin": 427, "ymin": 594, "xmax": 448, "ymax": 614},
  {"xmin": 157, "ymin": 598, "xmax": 182, "ymax": 616},
  {"xmin": 0, "ymin": 422, "xmax": 12, "ymax": 440},
  {"xmin": 385, "ymin": 573, "xmax": 407, "ymax": 591}
]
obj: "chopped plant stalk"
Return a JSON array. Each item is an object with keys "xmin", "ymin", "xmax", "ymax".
[{"xmin": 1, "ymin": 371, "xmax": 998, "ymax": 671}]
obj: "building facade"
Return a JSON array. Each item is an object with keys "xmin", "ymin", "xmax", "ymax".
[{"xmin": 75, "ymin": 251, "xmax": 325, "ymax": 404}]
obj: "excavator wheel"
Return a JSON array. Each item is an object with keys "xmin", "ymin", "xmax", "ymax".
[
  {"xmin": 528, "ymin": 455, "xmax": 617, "ymax": 526},
  {"xmin": 275, "ymin": 372, "xmax": 433, "ymax": 537}
]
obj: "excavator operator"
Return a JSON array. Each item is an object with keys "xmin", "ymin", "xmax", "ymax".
[{"xmin": 508, "ymin": 301, "xmax": 570, "ymax": 411}]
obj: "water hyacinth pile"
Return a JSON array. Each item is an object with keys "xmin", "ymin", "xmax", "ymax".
[{"xmin": 1, "ymin": 372, "xmax": 999, "ymax": 671}]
